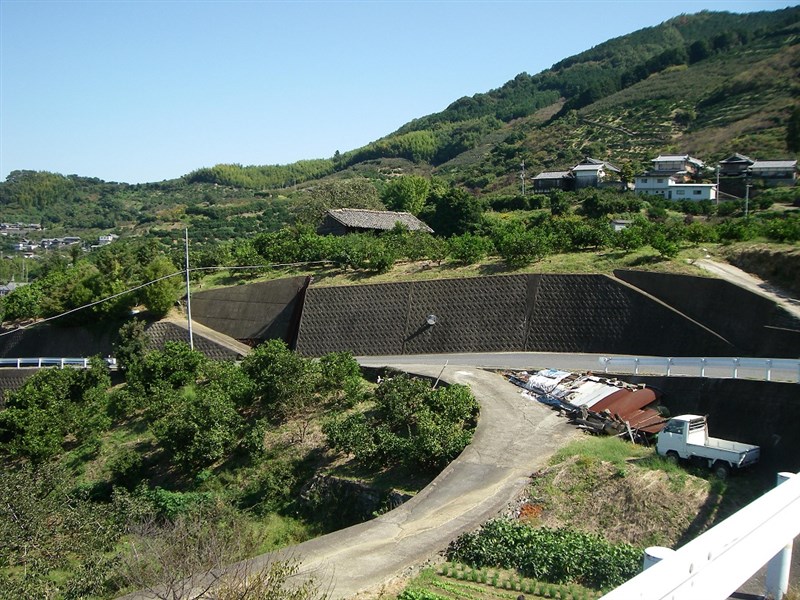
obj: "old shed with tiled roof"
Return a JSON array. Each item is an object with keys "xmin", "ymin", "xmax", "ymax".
[{"xmin": 318, "ymin": 209, "xmax": 433, "ymax": 236}]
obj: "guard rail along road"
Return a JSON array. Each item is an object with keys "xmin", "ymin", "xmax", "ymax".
[
  {"xmin": 599, "ymin": 356, "xmax": 800, "ymax": 383},
  {"xmin": 0, "ymin": 357, "xmax": 118, "ymax": 369},
  {"xmin": 600, "ymin": 471, "xmax": 800, "ymax": 600}
]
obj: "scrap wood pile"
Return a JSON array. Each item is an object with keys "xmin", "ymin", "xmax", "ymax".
[{"xmin": 506, "ymin": 369, "xmax": 668, "ymax": 442}]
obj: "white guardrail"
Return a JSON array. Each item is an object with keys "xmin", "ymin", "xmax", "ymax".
[
  {"xmin": 599, "ymin": 356, "xmax": 800, "ymax": 383},
  {"xmin": 0, "ymin": 357, "xmax": 117, "ymax": 369},
  {"xmin": 601, "ymin": 472, "xmax": 800, "ymax": 600}
]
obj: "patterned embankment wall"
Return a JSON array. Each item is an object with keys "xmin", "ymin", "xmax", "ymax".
[
  {"xmin": 295, "ymin": 274, "xmax": 737, "ymax": 357},
  {"xmin": 0, "ymin": 324, "xmax": 117, "ymax": 359},
  {"xmin": 190, "ymin": 276, "xmax": 309, "ymax": 345},
  {"xmin": 525, "ymin": 275, "xmax": 733, "ymax": 356},
  {"xmin": 627, "ymin": 375, "xmax": 800, "ymax": 472},
  {"xmin": 615, "ymin": 270, "xmax": 800, "ymax": 358},
  {"xmin": 144, "ymin": 322, "xmax": 244, "ymax": 361},
  {"xmin": 296, "ymin": 276, "xmax": 532, "ymax": 356},
  {"xmin": 0, "ymin": 320, "xmax": 245, "ymax": 363},
  {"xmin": 0, "ymin": 368, "xmax": 39, "ymax": 407}
]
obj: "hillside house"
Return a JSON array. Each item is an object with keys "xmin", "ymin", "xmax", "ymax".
[
  {"xmin": 634, "ymin": 175, "xmax": 717, "ymax": 201},
  {"xmin": 0, "ymin": 281, "xmax": 27, "ymax": 297},
  {"xmin": 572, "ymin": 158, "xmax": 622, "ymax": 189},
  {"xmin": 748, "ymin": 160, "xmax": 797, "ymax": 185},
  {"xmin": 532, "ymin": 157, "xmax": 621, "ymax": 192},
  {"xmin": 649, "ymin": 154, "xmax": 705, "ymax": 182},
  {"xmin": 532, "ymin": 170, "xmax": 573, "ymax": 192},
  {"xmin": 718, "ymin": 153, "xmax": 754, "ymax": 177},
  {"xmin": 317, "ymin": 209, "xmax": 434, "ymax": 236}
]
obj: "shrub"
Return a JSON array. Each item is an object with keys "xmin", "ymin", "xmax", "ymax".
[{"xmin": 447, "ymin": 519, "xmax": 641, "ymax": 589}]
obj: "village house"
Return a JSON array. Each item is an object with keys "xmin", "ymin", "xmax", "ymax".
[
  {"xmin": 532, "ymin": 157, "xmax": 622, "ymax": 192},
  {"xmin": 717, "ymin": 153, "xmax": 754, "ymax": 177},
  {"xmin": 532, "ymin": 170, "xmax": 573, "ymax": 192},
  {"xmin": 648, "ymin": 154, "xmax": 705, "ymax": 182},
  {"xmin": 317, "ymin": 209, "xmax": 433, "ymax": 236},
  {"xmin": 634, "ymin": 174, "xmax": 717, "ymax": 201},
  {"xmin": 748, "ymin": 159, "xmax": 797, "ymax": 185}
]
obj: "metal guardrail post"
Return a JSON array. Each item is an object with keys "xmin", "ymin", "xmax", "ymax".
[{"xmin": 766, "ymin": 472, "xmax": 796, "ymax": 600}]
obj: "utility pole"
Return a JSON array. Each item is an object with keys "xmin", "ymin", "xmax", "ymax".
[
  {"xmin": 716, "ymin": 165, "xmax": 720, "ymax": 206},
  {"xmin": 745, "ymin": 182, "xmax": 751, "ymax": 219},
  {"xmin": 520, "ymin": 161, "xmax": 526, "ymax": 196},
  {"xmin": 184, "ymin": 228, "xmax": 194, "ymax": 350}
]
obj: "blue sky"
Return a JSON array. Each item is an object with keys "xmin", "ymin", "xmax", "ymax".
[{"xmin": 1, "ymin": 0, "xmax": 796, "ymax": 184}]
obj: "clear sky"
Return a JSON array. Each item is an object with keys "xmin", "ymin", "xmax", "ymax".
[{"xmin": 1, "ymin": 0, "xmax": 797, "ymax": 184}]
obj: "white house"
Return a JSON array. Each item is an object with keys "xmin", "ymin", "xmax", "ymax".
[
  {"xmin": 650, "ymin": 154, "xmax": 705, "ymax": 181},
  {"xmin": 532, "ymin": 157, "xmax": 621, "ymax": 192},
  {"xmin": 572, "ymin": 158, "xmax": 621, "ymax": 189},
  {"xmin": 634, "ymin": 175, "xmax": 717, "ymax": 201}
]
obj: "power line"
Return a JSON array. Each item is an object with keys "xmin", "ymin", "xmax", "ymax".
[{"xmin": 0, "ymin": 260, "xmax": 334, "ymax": 338}]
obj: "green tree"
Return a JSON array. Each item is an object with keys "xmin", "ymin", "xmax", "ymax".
[
  {"xmin": 114, "ymin": 318, "xmax": 151, "ymax": 371},
  {"xmin": 0, "ymin": 282, "xmax": 43, "ymax": 321},
  {"xmin": 447, "ymin": 233, "xmax": 492, "ymax": 265},
  {"xmin": 319, "ymin": 351, "xmax": 362, "ymax": 398},
  {"xmin": 0, "ymin": 359, "xmax": 111, "ymax": 461},
  {"xmin": 141, "ymin": 255, "xmax": 182, "ymax": 317},
  {"xmin": 421, "ymin": 187, "xmax": 484, "ymax": 237},
  {"xmin": 494, "ymin": 224, "xmax": 551, "ymax": 269},
  {"xmin": 130, "ymin": 341, "xmax": 207, "ymax": 392},
  {"xmin": 151, "ymin": 383, "xmax": 243, "ymax": 470},
  {"xmin": 241, "ymin": 340, "xmax": 320, "ymax": 421},
  {"xmin": 381, "ymin": 176, "xmax": 430, "ymax": 215}
]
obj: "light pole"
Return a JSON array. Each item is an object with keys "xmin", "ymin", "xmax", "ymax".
[{"xmin": 184, "ymin": 228, "xmax": 194, "ymax": 350}]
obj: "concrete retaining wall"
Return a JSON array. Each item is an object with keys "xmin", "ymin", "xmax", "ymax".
[
  {"xmin": 614, "ymin": 270, "xmax": 800, "ymax": 358},
  {"xmin": 190, "ymin": 276, "xmax": 309, "ymax": 344},
  {"xmin": 296, "ymin": 274, "xmax": 736, "ymax": 357}
]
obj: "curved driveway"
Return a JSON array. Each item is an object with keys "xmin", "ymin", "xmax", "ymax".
[{"xmin": 241, "ymin": 364, "xmax": 579, "ymax": 599}]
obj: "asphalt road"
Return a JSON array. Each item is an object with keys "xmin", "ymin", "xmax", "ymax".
[
  {"xmin": 359, "ymin": 352, "xmax": 799, "ymax": 383},
  {"xmin": 223, "ymin": 365, "xmax": 580, "ymax": 599}
]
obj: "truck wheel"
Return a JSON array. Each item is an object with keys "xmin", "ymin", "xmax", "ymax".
[
  {"xmin": 713, "ymin": 462, "xmax": 730, "ymax": 480},
  {"xmin": 665, "ymin": 451, "xmax": 679, "ymax": 465}
]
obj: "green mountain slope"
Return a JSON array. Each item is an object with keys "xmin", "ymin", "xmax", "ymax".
[{"xmin": 2, "ymin": 7, "xmax": 798, "ymax": 234}]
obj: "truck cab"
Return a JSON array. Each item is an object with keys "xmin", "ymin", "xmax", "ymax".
[{"xmin": 657, "ymin": 414, "xmax": 760, "ymax": 478}]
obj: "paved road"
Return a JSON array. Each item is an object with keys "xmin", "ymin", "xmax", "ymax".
[
  {"xmin": 225, "ymin": 365, "xmax": 580, "ymax": 599},
  {"xmin": 359, "ymin": 352, "xmax": 799, "ymax": 383}
]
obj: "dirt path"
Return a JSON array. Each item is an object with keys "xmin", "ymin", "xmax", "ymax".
[{"xmin": 695, "ymin": 259, "xmax": 800, "ymax": 320}]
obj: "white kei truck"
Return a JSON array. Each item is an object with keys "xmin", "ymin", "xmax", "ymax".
[{"xmin": 656, "ymin": 414, "xmax": 760, "ymax": 478}]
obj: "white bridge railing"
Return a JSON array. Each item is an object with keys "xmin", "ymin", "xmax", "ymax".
[
  {"xmin": 0, "ymin": 357, "xmax": 117, "ymax": 369},
  {"xmin": 599, "ymin": 356, "xmax": 800, "ymax": 383},
  {"xmin": 601, "ymin": 472, "xmax": 800, "ymax": 600}
]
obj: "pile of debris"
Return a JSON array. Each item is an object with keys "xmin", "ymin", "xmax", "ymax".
[{"xmin": 507, "ymin": 369, "xmax": 667, "ymax": 441}]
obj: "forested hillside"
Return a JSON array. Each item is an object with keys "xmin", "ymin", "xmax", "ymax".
[{"xmin": 2, "ymin": 7, "xmax": 798, "ymax": 236}]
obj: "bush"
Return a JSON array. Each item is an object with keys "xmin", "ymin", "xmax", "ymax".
[
  {"xmin": 447, "ymin": 519, "xmax": 640, "ymax": 589},
  {"xmin": 325, "ymin": 376, "xmax": 478, "ymax": 472},
  {"xmin": 447, "ymin": 233, "xmax": 492, "ymax": 265}
]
